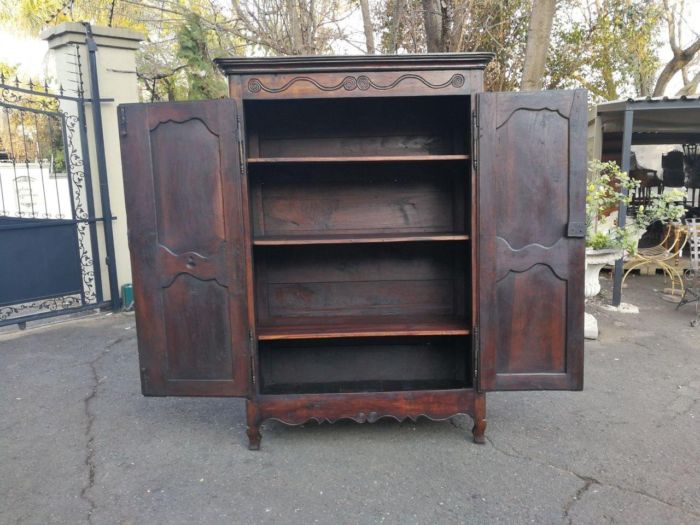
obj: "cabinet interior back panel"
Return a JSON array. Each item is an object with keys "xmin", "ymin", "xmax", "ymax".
[
  {"xmin": 258, "ymin": 336, "xmax": 471, "ymax": 394},
  {"xmin": 254, "ymin": 243, "xmax": 467, "ymax": 323},
  {"xmin": 245, "ymin": 96, "xmax": 470, "ymax": 157},
  {"xmin": 250, "ymin": 163, "xmax": 467, "ymax": 236}
]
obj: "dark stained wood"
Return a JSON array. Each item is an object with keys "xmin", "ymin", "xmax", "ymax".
[
  {"xmin": 258, "ymin": 336, "xmax": 470, "ymax": 392},
  {"xmin": 257, "ymin": 315, "xmax": 469, "ymax": 340},
  {"xmin": 215, "ymin": 53, "xmax": 495, "ymax": 74},
  {"xmin": 246, "ymin": 400, "xmax": 262, "ymax": 450},
  {"xmin": 253, "ymin": 233, "xmax": 470, "ymax": 246},
  {"xmin": 247, "ymin": 389, "xmax": 486, "ymax": 448},
  {"xmin": 249, "ymin": 161, "xmax": 468, "ymax": 238},
  {"xmin": 476, "ymin": 90, "xmax": 586, "ymax": 391},
  {"xmin": 471, "ymin": 393, "xmax": 486, "ymax": 444},
  {"xmin": 261, "ymin": 380, "xmax": 469, "ymax": 395},
  {"xmin": 235, "ymin": 70, "xmax": 485, "ymax": 99},
  {"xmin": 244, "ymin": 97, "xmax": 469, "ymax": 158},
  {"xmin": 256, "ymin": 387, "xmax": 477, "ymax": 421},
  {"xmin": 253, "ymin": 243, "xmax": 467, "ymax": 323},
  {"xmin": 120, "ymin": 54, "xmax": 586, "ymax": 450},
  {"xmin": 119, "ymin": 99, "xmax": 250, "ymax": 397},
  {"xmin": 247, "ymin": 155, "xmax": 469, "ymax": 163}
]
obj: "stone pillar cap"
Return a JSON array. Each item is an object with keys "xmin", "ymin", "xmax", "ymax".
[{"xmin": 41, "ymin": 22, "xmax": 144, "ymax": 50}]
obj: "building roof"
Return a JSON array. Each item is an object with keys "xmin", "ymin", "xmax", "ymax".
[{"xmin": 596, "ymin": 96, "xmax": 700, "ymax": 138}]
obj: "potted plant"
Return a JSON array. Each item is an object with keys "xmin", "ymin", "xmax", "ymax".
[
  {"xmin": 628, "ymin": 188, "xmax": 686, "ymax": 254},
  {"xmin": 585, "ymin": 161, "xmax": 636, "ymax": 298},
  {"xmin": 585, "ymin": 160, "xmax": 686, "ymax": 298}
]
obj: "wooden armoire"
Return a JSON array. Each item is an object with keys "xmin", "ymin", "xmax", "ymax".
[{"xmin": 118, "ymin": 54, "xmax": 586, "ymax": 450}]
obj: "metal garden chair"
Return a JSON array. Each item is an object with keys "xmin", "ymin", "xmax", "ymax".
[
  {"xmin": 676, "ymin": 218, "xmax": 699, "ymax": 325},
  {"xmin": 623, "ymin": 222, "xmax": 689, "ymax": 296}
]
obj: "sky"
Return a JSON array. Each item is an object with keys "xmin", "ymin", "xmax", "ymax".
[
  {"xmin": 0, "ymin": 30, "xmax": 48, "ymax": 78},
  {"xmin": 0, "ymin": 3, "xmax": 698, "ymax": 96}
]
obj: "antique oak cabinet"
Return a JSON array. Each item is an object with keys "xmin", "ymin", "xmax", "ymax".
[{"xmin": 118, "ymin": 54, "xmax": 586, "ymax": 450}]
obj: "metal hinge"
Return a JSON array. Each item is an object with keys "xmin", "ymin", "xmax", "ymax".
[
  {"xmin": 567, "ymin": 222, "xmax": 586, "ymax": 238},
  {"xmin": 471, "ymin": 109, "xmax": 479, "ymax": 171},
  {"xmin": 473, "ymin": 325, "xmax": 480, "ymax": 386},
  {"xmin": 248, "ymin": 330, "xmax": 256, "ymax": 386},
  {"xmin": 118, "ymin": 106, "xmax": 127, "ymax": 136},
  {"xmin": 236, "ymin": 114, "xmax": 245, "ymax": 176}
]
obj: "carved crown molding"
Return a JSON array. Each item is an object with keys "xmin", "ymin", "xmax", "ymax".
[{"xmin": 247, "ymin": 73, "xmax": 465, "ymax": 94}]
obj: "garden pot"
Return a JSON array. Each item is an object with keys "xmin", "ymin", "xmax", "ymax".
[{"xmin": 585, "ymin": 248, "xmax": 624, "ymax": 298}]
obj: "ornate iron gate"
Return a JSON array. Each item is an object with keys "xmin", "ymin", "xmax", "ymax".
[{"xmin": 0, "ymin": 39, "xmax": 117, "ymax": 327}]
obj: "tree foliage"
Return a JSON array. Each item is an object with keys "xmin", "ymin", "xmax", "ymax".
[
  {"xmin": 235, "ymin": 0, "xmax": 354, "ymax": 55},
  {"xmin": 1, "ymin": 0, "xmax": 698, "ymax": 101},
  {"xmin": 176, "ymin": 13, "xmax": 227, "ymax": 100},
  {"xmin": 377, "ymin": 0, "xmax": 531, "ymax": 91},
  {"xmin": 654, "ymin": 0, "xmax": 700, "ymax": 96},
  {"xmin": 546, "ymin": 0, "xmax": 663, "ymax": 100},
  {"xmin": 0, "ymin": 0, "xmax": 146, "ymax": 34}
]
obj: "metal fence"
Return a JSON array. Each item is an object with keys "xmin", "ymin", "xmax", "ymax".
[{"xmin": 0, "ymin": 33, "xmax": 117, "ymax": 327}]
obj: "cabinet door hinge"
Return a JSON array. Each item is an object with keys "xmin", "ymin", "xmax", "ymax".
[
  {"xmin": 248, "ymin": 330, "xmax": 256, "ymax": 386},
  {"xmin": 471, "ymin": 108, "xmax": 479, "ymax": 171},
  {"xmin": 567, "ymin": 222, "xmax": 586, "ymax": 238},
  {"xmin": 473, "ymin": 325, "xmax": 480, "ymax": 387},
  {"xmin": 119, "ymin": 106, "xmax": 127, "ymax": 136},
  {"xmin": 236, "ymin": 114, "xmax": 245, "ymax": 176}
]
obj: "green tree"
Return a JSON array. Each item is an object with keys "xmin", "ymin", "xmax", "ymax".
[
  {"xmin": 176, "ymin": 14, "xmax": 226, "ymax": 100},
  {"xmin": 378, "ymin": 0, "xmax": 531, "ymax": 91},
  {"xmin": 546, "ymin": 0, "xmax": 662, "ymax": 100},
  {"xmin": 378, "ymin": 0, "xmax": 672, "ymax": 98},
  {"xmin": 0, "ymin": 0, "xmax": 147, "ymax": 34},
  {"xmin": 0, "ymin": 0, "xmax": 240, "ymax": 101}
]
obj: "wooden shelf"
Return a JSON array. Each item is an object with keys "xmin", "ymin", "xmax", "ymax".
[
  {"xmin": 261, "ymin": 379, "xmax": 470, "ymax": 395},
  {"xmin": 247, "ymin": 155, "xmax": 470, "ymax": 164},
  {"xmin": 253, "ymin": 233, "xmax": 470, "ymax": 246},
  {"xmin": 256, "ymin": 316, "xmax": 470, "ymax": 340}
]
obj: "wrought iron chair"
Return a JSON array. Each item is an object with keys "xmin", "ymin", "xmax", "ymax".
[
  {"xmin": 676, "ymin": 218, "xmax": 699, "ymax": 325},
  {"xmin": 623, "ymin": 222, "xmax": 689, "ymax": 296},
  {"xmin": 662, "ymin": 150, "xmax": 686, "ymax": 188},
  {"xmin": 683, "ymin": 144, "xmax": 700, "ymax": 207},
  {"xmin": 629, "ymin": 152, "xmax": 662, "ymax": 206}
]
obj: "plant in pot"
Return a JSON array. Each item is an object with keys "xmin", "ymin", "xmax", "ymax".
[
  {"xmin": 585, "ymin": 160, "xmax": 686, "ymax": 298},
  {"xmin": 628, "ymin": 188, "xmax": 686, "ymax": 254},
  {"xmin": 585, "ymin": 161, "xmax": 636, "ymax": 298}
]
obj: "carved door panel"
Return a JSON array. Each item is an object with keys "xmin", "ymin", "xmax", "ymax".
[
  {"xmin": 119, "ymin": 100, "xmax": 250, "ymax": 397},
  {"xmin": 476, "ymin": 90, "xmax": 586, "ymax": 391}
]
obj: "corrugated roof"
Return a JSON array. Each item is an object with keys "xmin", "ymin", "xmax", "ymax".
[
  {"xmin": 597, "ymin": 95, "xmax": 700, "ymax": 113},
  {"xmin": 595, "ymin": 95, "xmax": 700, "ymax": 135}
]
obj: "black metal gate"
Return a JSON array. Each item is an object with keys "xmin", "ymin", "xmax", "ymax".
[{"xmin": 0, "ymin": 32, "xmax": 118, "ymax": 327}]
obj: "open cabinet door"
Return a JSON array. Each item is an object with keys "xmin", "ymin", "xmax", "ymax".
[
  {"xmin": 119, "ymin": 99, "xmax": 250, "ymax": 397},
  {"xmin": 476, "ymin": 90, "xmax": 586, "ymax": 391}
]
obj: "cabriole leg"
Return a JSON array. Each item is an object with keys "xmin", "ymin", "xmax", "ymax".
[
  {"xmin": 472, "ymin": 393, "xmax": 486, "ymax": 444},
  {"xmin": 246, "ymin": 400, "xmax": 262, "ymax": 451}
]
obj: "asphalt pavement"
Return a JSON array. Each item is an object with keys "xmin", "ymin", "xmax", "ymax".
[{"xmin": 1, "ymin": 274, "xmax": 698, "ymax": 525}]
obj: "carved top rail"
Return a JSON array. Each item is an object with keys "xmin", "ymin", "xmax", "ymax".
[{"xmin": 216, "ymin": 54, "xmax": 493, "ymax": 100}]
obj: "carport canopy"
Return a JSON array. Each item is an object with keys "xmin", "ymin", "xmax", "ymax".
[
  {"xmin": 593, "ymin": 96, "xmax": 700, "ymax": 306},
  {"xmin": 597, "ymin": 96, "xmax": 700, "ymax": 146}
]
